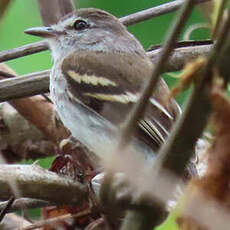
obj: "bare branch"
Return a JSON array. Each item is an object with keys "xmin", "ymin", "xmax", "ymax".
[
  {"xmin": 0, "ymin": 1, "xmax": 75, "ymax": 63},
  {"xmin": 0, "ymin": 64, "xmax": 68, "ymax": 144},
  {"xmin": 0, "ymin": 164, "xmax": 86, "ymax": 205},
  {"xmin": 0, "ymin": 66, "xmax": 55, "ymax": 163},
  {"xmin": 0, "ymin": 196, "xmax": 15, "ymax": 222},
  {"xmin": 0, "ymin": 198, "xmax": 53, "ymax": 213},
  {"xmin": 119, "ymin": 0, "xmax": 196, "ymax": 150},
  {"xmin": 121, "ymin": 0, "xmax": 210, "ymax": 26},
  {"xmin": 121, "ymin": 8, "xmax": 230, "ymax": 230},
  {"xmin": 148, "ymin": 43, "xmax": 212, "ymax": 72},
  {"xmin": 0, "ymin": 0, "xmax": 12, "ymax": 21},
  {"xmin": 154, "ymin": 9, "xmax": 230, "ymax": 177},
  {"xmin": 0, "ymin": 41, "xmax": 48, "ymax": 63},
  {"xmin": 0, "ymin": 70, "xmax": 49, "ymax": 102},
  {"xmin": 118, "ymin": 0, "xmax": 197, "ymax": 229},
  {"xmin": 37, "ymin": 0, "xmax": 75, "ymax": 26},
  {"xmin": 18, "ymin": 210, "xmax": 91, "ymax": 230},
  {"xmin": 0, "ymin": 102, "xmax": 56, "ymax": 162},
  {"xmin": 135, "ymin": 12, "xmax": 230, "ymax": 228}
]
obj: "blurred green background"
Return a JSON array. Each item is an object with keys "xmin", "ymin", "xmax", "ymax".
[{"xmin": 0, "ymin": 0, "xmax": 209, "ymax": 229}]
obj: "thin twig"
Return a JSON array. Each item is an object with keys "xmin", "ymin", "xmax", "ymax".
[
  {"xmin": 17, "ymin": 209, "xmax": 91, "ymax": 230},
  {"xmin": 148, "ymin": 42, "xmax": 212, "ymax": 72},
  {"xmin": 119, "ymin": 0, "xmax": 196, "ymax": 150},
  {"xmin": 121, "ymin": 6, "xmax": 230, "ymax": 230},
  {"xmin": 211, "ymin": 0, "xmax": 228, "ymax": 38},
  {"xmin": 0, "ymin": 41, "xmax": 48, "ymax": 63},
  {"xmin": 0, "ymin": 196, "xmax": 15, "ymax": 222},
  {"xmin": 0, "ymin": 0, "xmax": 12, "ymax": 21},
  {"xmin": 121, "ymin": 0, "xmax": 209, "ymax": 26},
  {"xmin": 153, "ymin": 3, "xmax": 230, "ymax": 197},
  {"xmin": 148, "ymin": 39, "xmax": 212, "ymax": 51},
  {"xmin": 38, "ymin": 0, "xmax": 75, "ymax": 26},
  {"xmin": 0, "ymin": 198, "xmax": 53, "ymax": 213},
  {"xmin": 215, "ymin": 9, "xmax": 230, "ymax": 83},
  {"xmin": 0, "ymin": 70, "xmax": 16, "ymax": 78},
  {"xmin": 118, "ymin": 0, "xmax": 197, "ymax": 229},
  {"xmin": 0, "ymin": 70, "xmax": 50, "ymax": 102}
]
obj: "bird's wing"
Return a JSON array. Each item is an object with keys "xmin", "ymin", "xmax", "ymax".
[{"xmin": 61, "ymin": 51, "xmax": 180, "ymax": 149}]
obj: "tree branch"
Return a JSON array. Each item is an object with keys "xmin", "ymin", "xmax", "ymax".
[
  {"xmin": 0, "ymin": 64, "xmax": 68, "ymax": 144},
  {"xmin": 121, "ymin": 0, "xmax": 210, "ymax": 26},
  {"xmin": 119, "ymin": 0, "xmax": 196, "ymax": 150},
  {"xmin": 0, "ymin": 102, "xmax": 56, "ymax": 162},
  {"xmin": 0, "ymin": 0, "xmax": 12, "ymax": 21},
  {"xmin": 148, "ymin": 43, "xmax": 212, "ymax": 72},
  {"xmin": 0, "ymin": 164, "xmax": 86, "ymax": 205},
  {"xmin": 0, "ymin": 70, "xmax": 50, "ymax": 102},
  {"xmin": 154, "ymin": 8, "xmax": 230, "ymax": 177},
  {"xmin": 0, "ymin": 196, "xmax": 15, "ymax": 222},
  {"xmin": 37, "ymin": 0, "xmax": 74, "ymax": 26},
  {"xmin": 0, "ymin": 198, "xmax": 53, "ymax": 213},
  {"xmin": 19, "ymin": 210, "xmax": 91, "ymax": 230},
  {"xmin": 118, "ymin": 0, "xmax": 197, "ymax": 229},
  {"xmin": 0, "ymin": 41, "xmax": 48, "ymax": 63},
  {"xmin": 121, "ymin": 7, "xmax": 230, "ymax": 230}
]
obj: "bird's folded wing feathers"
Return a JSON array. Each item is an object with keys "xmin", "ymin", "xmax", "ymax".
[{"xmin": 61, "ymin": 51, "xmax": 180, "ymax": 148}]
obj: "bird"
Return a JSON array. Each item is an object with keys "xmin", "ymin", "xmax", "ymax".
[{"xmin": 25, "ymin": 8, "xmax": 181, "ymax": 159}]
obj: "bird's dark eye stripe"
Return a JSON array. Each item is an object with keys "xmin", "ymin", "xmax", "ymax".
[{"xmin": 73, "ymin": 20, "xmax": 88, "ymax": 30}]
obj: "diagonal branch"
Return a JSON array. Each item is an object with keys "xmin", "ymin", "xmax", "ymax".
[
  {"xmin": 0, "ymin": 0, "xmax": 12, "ymax": 21},
  {"xmin": 0, "ymin": 70, "xmax": 50, "ymax": 101},
  {"xmin": 119, "ymin": 0, "xmax": 197, "ymax": 149},
  {"xmin": 0, "ymin": 164, "xmax": 86, "ymax": 205},
  {"xmin": 0, "ymin": 64, "xmax": 69, "ymax": 144},
  {"xmin": 0, "ymin": 41, "xmax": 48, "ymax": 63},
  {"xmin": 121, "ymin": 7, "xmax": 230, "ymax": 230},
  {"xmin": 149, "ymin": 42, "xmax": 212, "ymax": 71},
  {"xmin": 121, "ymin": 0, "xmax": 210, "ymax": 26},
  {"xmin": 117, "ymin": 0, "xmax": 197, "ymax": 229},
  {"xmin": 37, "ymin": 0, "xmax": 75, "ymax": 26},
  {"xmin": 154, "ymin": 9, "xmax": 230, "ymax": 177}
]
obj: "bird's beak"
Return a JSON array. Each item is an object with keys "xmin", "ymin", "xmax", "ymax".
[{"xmin": 24, "ymin": 27, "xmax": 57, "ymax": 38}]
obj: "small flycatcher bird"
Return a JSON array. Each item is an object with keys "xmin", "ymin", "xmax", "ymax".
[{"xmin": 25, "ymin": 8, "xmax": 180, "ymax": 156}]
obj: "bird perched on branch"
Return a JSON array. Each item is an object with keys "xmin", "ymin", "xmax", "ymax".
[{"xmin": 25, "ymin": 8, "xmax": 180, "ymax": 158}]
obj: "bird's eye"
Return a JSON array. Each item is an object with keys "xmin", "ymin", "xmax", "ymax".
[{"xmin": 73, "ymin": 20, "xmax": 88, "ymax": 30}]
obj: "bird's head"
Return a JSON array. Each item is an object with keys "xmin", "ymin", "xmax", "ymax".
[{"xmin": 25, "ymin": 8, "xmax": 146, "ymax": 61}]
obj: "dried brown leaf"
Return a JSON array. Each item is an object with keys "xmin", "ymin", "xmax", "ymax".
[
  {"xmin": 170, "ymin": 57, "xmax": 206, "ymax": 98},
  {"xmin": 177, "ymin": 83, "xmax": 230, "ymax": 230}
]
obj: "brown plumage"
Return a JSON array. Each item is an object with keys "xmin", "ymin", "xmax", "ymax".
[
  {"xmin": 25, "ymin": 8, "xmax": 180, "ymax": 153},
  {"xmin": 62, "ymin": 50, "xmax": 179, "ymax": 150}
]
